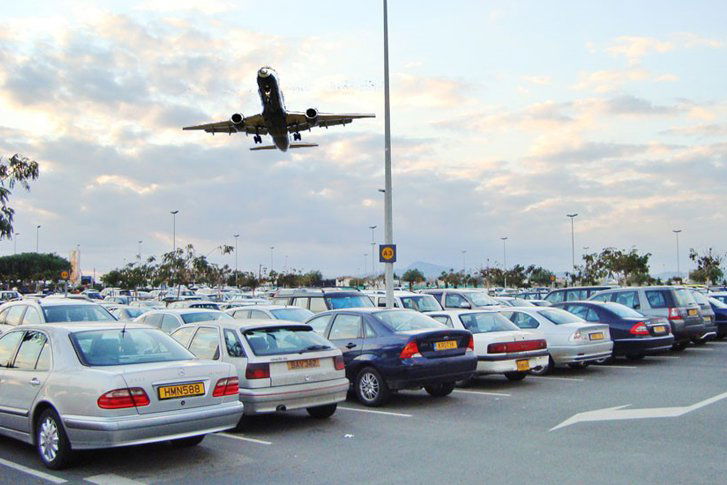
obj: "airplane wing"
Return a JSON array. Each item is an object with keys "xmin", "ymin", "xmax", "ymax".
[
  {"xmin": 285, "ymin": 112, "xmax": 375, "ymax": 132},
  {"xmin": 183, "ymin": 114, "xmax": 268, "ymax": 135}
]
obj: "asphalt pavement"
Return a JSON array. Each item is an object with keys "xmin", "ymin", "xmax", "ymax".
[{"xmin": 1, "ymin": 342, "xmax": 726, "ymax": 484}]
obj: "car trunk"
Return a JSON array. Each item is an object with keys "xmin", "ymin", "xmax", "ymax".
[
  {"xmin": 400, "ymin": 328, "xmax": 471, "ymax": 358},
  {"xmin": 119, "ymin": 360, "xmax": 230, "ymax": 414},
  {"xmin": 561, "ymin": 323, "xmax": 610, "ymax": 342},
  {"xmin": 265, "ymin": 350, "xmax": 342, "ymax": 387}
]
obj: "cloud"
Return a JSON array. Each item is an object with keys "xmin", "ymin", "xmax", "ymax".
[
  {"xmin": 660, "ymin": 124, "xmax": 727, "ymax": 137},
  {"xmin": 571, "ymin": 68, "xmax": 676, "ymax": 93},
  {"xmin": 603, "ymin": 33, "xmax": 723, "ymax": 65}
]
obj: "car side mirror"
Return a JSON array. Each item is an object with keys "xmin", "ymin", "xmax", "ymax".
[{"xmin": 459, "ymin": 302, "xmax": 471, "ymax": 309}]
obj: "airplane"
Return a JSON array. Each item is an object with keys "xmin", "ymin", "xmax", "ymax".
[{"xmin": 183, "ymin": 66, "xmax": 375, "ymax": 152}]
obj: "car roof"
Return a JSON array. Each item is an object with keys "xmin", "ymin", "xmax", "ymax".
[
  {"xmin": 4, "ymin": 298, "xmax": 100, "ymax": 307},
  {"xmin": 149, "ymin": 308, "xmax": 224, "ymax": 315},
  {"xmin": 320, "ymin": 307, "xmax": 417, "ymax": 315},
  {"xmin": 180, "ymin": 319, "xmax": 308, "ymax": 331},
  {"xmin": 429, "ymin": 309, "xmax": 501, "ymax": 316},
  {"xmin": 19, "ymin": 322, "xmax": 146, "ymax": 333},
  {"xmin": 230, "ymin": 305, "xmax": 306, "ymax": 311}
]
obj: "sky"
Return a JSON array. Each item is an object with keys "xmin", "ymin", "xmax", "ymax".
[{"xmin": 0, "ymin": 0, "xmax": 725, "ymax": 278}]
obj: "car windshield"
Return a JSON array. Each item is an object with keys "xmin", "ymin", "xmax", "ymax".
[
  {"xmin": 602, "ymin": 303, "xmax": 643, "ymax": 318},
  {"xmin": 325, "ymin": 295, "xmax": 374, "ymax": 309},
  {"xmin": 191, "ymin": 303, "xmax": 220, "ymax": 310},
  {"xmin": 42, "ymin": 304, "xmax": 117, "ymax": 323},
  {"xmin": 243, "ymin": 326, "xmax": 334, "ymax": 356},
  {"xmin": 511, "ymin": 298, "xmax": 535, "ymax": 307},
  {"xmin": 70, "ymin": 328, "xmax": 194, "ymax": 366},
  {"xmin": 459, "ymin": 312, "xmax": 519, "ymax": 333},
  {"xmin": 373, "ymin": 310, "xmax": 443, "ymax": 332},
  {"xmin": 270, "ymin": 308, "xmax": 314, "ymax": 322},
  {"xmin": 124, "ymin": 308, "xmax": 146, "ymax": 318},
  {"xmin": 708, "ymin": 297, "xmax": 727, "ymax": 308},
  {"xmin": 399, "ymin": 296, "xmax": 441, "ymax": 312},
  {"xmin": 540, "ymin": 308, "xmax": 583, "ymax": 325},
  {"xmin": 674, "ymin": 289, "xmax": 696, "ymax": 307},
  {"xmin": 181, "ymin": 312, "xmax": 234, "ymax": 324},
  {"xmin": 691, "ymin": 291, "xmax": 709, "ymax": 305},
  {"xmin": 467, "ymin": 292, "xmax": 499, "ymax": 306}
]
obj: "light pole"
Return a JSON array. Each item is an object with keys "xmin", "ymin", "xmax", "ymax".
[
  {"xmin": 170, "ymin": 210, "xmax": 179, "ymax": 253},
  {"xmin": 137, "ymin": 240, "xmax": 142, "ymax": 260},
  {"xmin": 383, "ymin": 0, "xmax": 395, "ymax": 308},
  {"xmin": 369, "ymin": 225, "xmax": 377, "ymax": 276},
  {"xmin": 462, "ymin": 250, "xmax": 467, "ymax": 273},
  {"xmin": 35, "ymin": 225, "xmax": 41, "ymax": 253},
  {"xmin": 364, "ymin": 253, "xmax": 368, "ymax": 276},
  {"xmin": 673, "ymin": 229, "xmax": 682, "ymax": 279},
  {"xmin": 234, "ymin": 234, "xmax": 240, "ymax": 287},
  {"xmin": 77, "ymin": 244, "xmax": 81, "ymax": 283},
  {"xmin": 500, "ymin": 237, "xmax": 508, "ymax": 288},
  {"xmin": 13, "ymin": 232, "xmax": 19, "ymax": 255},
  {"xmin": 567, "ymin": 213, "xmax": 578, "ymax": 273},
  {"xmin": 270, "ymin": 246, "xmax": 275, "ymax": 274}
]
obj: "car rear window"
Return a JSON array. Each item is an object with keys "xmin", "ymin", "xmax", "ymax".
[
  {"xmin": 325, "ymin": 295, "xmax": 374, "ymax": 309},
  {"xmin": 467, "ymin": 292, "xmax": 499, "ymax": 306},
  {"xmin": 691, "ymin": 291, "xmax": 709, "ymax": 305},
  {"xmin": 43, "ymin": 304, "xmax": 116, "ymax": 323},
  {"xmin": 242, "ymin": 326, "xmax": 334, "ymax": 356},
  {"xmin": 191, "ymin": 303, "xmax": 220, "ymax": 310},
  {"xmin": 645, "ymin": 290, "xmax": 669, "ymax": 308},
  {"xmin": 673, "ymin": 289, "xmax": 696, "ymax": 307},
  {"xmin": 459, "ymin": 312, "xmax": 519, "ymax": 333},
  {"xmin": 539, "ymin": 308, "xmax": 583, "ymax": 325},
  {"xmin": 708, "ymin": 297, "xmax": 727, "ymax": 309},
  {"xmin": 270, "ymin": 308, "xmax": 314, "ymax": 322},
  {"xmin": 70, "ymin": 328, "xmax": 194, "ymax": 366},
  {"xmin": 373, "ymin": 310, "xmax": 443, "ymax": 332},
  {"xmin": 603, "ymin": 302, "xmax": 643, "ymax": 318},
  {"xmin": 399, "ymin": 296, "xmax": 442, "ymax": 312},
  {"xmin": 181, "ymin": 312, "xmax": 234, "ymax": 324}
]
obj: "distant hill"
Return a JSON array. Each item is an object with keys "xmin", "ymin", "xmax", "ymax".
[{"xmin": 403, "ymin": 261, "xmax": 453, "ymax": 280}]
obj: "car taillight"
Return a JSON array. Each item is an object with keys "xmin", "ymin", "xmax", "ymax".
[
  {"xmin": 333, "ymin": 355, "xmax": 345, "ymax": 370},
  {"xmin": 245, "ymin": 363, "xmax": 270, "ymax": 379},
  {"xmin": 213, "ymin": 377, "xmax": 240, "ymax": 397},
  {"xmin": 98, "ymin": 387, "xmax": 150, "ymax": 409},
  {"xmin": 629, "ymin": 322, "xmax": 650, "ymax": 335},
  {"xmin": 399, "ymin": 340, "xmax": 421, "ymax": 359},
  {"xmin": 667, "ymin": 307, "xmax": 682, "ymax": 320},
  {"xmin": 487, "ymin": 340, "xmax": 546, "ymax": 353},
  {"xmin": 467, "ymin": 335, "xmax": 474, "ymax": 351}
]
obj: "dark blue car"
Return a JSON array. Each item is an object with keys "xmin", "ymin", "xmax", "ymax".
[
  {"xmin": 552, "ymin": 301, "xmax": 674, "ymax": 360},
  {"xmin": 305, "ymin": 308, "xmax": 476, "ymax": 406},
  {"xmin": 707, "ymin": 297, "xmax": 727, "ymax": 338}
]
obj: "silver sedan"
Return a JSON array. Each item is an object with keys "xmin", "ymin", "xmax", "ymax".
[{"xmin": 0, "ymin": 323, "xmax": 243, "ymax": 469}]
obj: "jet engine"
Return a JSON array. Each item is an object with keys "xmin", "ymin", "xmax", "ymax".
[
  {"xmin": 305, "ymin": 108, "xmax": 319, "ymax": 126},
  {"xmin": 231, "ymin": 113, "xmax": 244, "ymax": 125}
]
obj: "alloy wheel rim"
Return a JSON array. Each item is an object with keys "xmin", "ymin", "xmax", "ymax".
[
  {"xmin": 39, "ymin": 418, "xmax": 59, "ymax": 462},
  {"xmin": 360, "ymin": 372, "xmax": 379, "ymax": 401}
]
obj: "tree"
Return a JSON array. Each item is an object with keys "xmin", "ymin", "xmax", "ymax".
[
  {"xmin": 401, "ymin": 269, "xmax": 425, "ymax": 290},
  {"xmin": 0, "ymin": 252, "xmax": 71, "ymax": 289},
  {"xmin": 688, "ymin": 248, "xmax": 724, "ymax": 284},
  {"xmin": 525, "ymin": 265, "xmax": 555, "ymax": 287},
  {"xmin": 1, "ymin": 154, "xmax": 40, "ymax": 239}
]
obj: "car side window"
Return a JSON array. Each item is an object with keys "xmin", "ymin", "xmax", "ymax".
[
  {"xmin": 329, "ymin": 314, "xmax": 362, "ymax": 340},
  {"xmin": 377, "ymin": 297, "xmax": 386, "ymax": 307},
  {"xmin": 307, "ymin": 314, "xmax": 332, "ymax": 335},
  {"xmin": 188, "ymin": 327, "xmax": 220, "ymax": 360},
  {"xmin": 364, "ymin": 322, "xmax": 378, "ymax": 338},
  {"xmin": 0, "ymin": 307, "xmax": 9, "ymax": 324},
  {"xmin": 511, "ymin": 312, "xmax": 540, "ymax": 329},
  {"xmin": 309, "ymin": 298, "xmax": 327, "ymax": 313},
  {"xmin": 224, "ymin": 329, "xmax": 245, "ymax": 358},
  {"xmin": 444, "ymin": 293, "xmax": 467, "ymax": 308},
  {"xmin": 645, "ymin": 291, "xmax": 668, "ymax": 308},
  {"xmin": 13, "ymin": 331, "xmax": 48, "ymax": 370},
  {"xmin": 568, "ymin": 305, "xmax": 589, "ymax": 320},
  {"xmin": 428, "ymin": 292, "xmax": 443, "ymax": 303},
  {"xmin": 431, "ymin": 315, "xmax": 453, "ymax": 328},
  {"xmin": 171, "ymin": 326, "xmax": 197, "ymax": 348},
  {"xmin": 589, "ymin": 293, "xmax": 611, "ymax": 303},
  {"xmin": 546, "ymin": 291, "xmax": 563, "ymax": 303},
  {"xmin": 22, "ymin": 307, "xmax": 42, "ymax": 325},
  {"xmin": 161, "ymin": 314, "xmax": 181, "ymax": 333},
  {"xmin": 233, "ymin": 310, "xmax": 251, "ymax": 319},
  {"xmin": 293, "ymin": 297, "xmax": 309, "ymax": 309},
  {"xmin": 0, "ymin": 331, "xmax": 24, "ymax": 367},
  {"xmin": 144, "ymin": 313, "xmax": 164, "ymax": 328},
  {"xmin": 615, "ymin": 291, "xmax": 640, "ymax": 310},
  {"xmin": 6, "ymin": 306, "xmax": 26, "ymax": 326},
  {"xmin": 35, "ymin": 341, "xmax": 51, "ymax": 371},
  {"xmin": 250, "ymin": 310, "xmax": 271, "ymax": 319}
]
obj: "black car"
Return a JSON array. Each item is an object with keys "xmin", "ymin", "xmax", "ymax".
[
  {"xmin": 305, "ymin": 308, "xmax": 477, "ymax": 406},
  {"xmin": 552, "ymin": 301, "xmax": 674, "ymax": 360}
]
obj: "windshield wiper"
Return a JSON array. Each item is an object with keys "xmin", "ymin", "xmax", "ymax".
[{"xmin": 299, "ymin": 344, "xmax": 331, "ymax": 354}]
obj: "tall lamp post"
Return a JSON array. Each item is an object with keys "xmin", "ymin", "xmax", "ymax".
[
  {"xmin": 673, "ymin": 229, "xmax": 682, "ymax": 280},
  {"xmin": 234, "ymin": 234, "xmax": 240, "ymax": 287},
  {"xmin": 270, "ymin": 246, "xmax": 275, "ymax": 274},
  {"xmin": 462, "ymin": 250, "xmax": 467, "ymax": 273},
  {"xmin": 567, "ymin": 213, "xmax": 578, "ymax": 274},
  {"xmin": 13, "ymin": 232, "xmax": 19, "ymax": 255},
  {"xmin": 170, "ymin": 210, "xmax": 179, "ymax": 253},
  {"xmin": 35, "ymin": 225, "xmax": 41, "ymax": 253},
  {"xmin": 369, "ymin": 225, "xmax": 377, "ymax": 277},
  {"xmin": 137, "ymin": 240, "xmax": 142, "ymax": 260},
  {"xmin": 500, "ymin": 237, "xmax": 508, "ymax": 288},
  {"xmin": 382, "ymin": 0, "xmax": 394, "ymax": 308}
]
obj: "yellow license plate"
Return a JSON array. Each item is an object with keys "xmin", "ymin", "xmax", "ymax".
[
  {"xmin": 287, "ymin": 359, "xmax": 320, "ymax": 370},
  {"xmin": 516, "ymin": 359, "xmax": 530, "ymax": 371},
  {"xmin": 688, "ymin": 309, "xmax": 698, "ymax": 316},
  {"xmin": 434, "ymin": 340, "xmax": 458, "ymax": 351},
  {"xmin": 653, "ymin": 325, "xmax": 666, "ymax": 333},
  {"xmin": 589, "ymin": 332, "xmax": 604, "ymax": 341},
  {"xmin": 158, "ymin": 382, "xmax": 205, "ymax": 400}
]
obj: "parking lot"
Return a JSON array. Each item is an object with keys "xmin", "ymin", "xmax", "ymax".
[{"xmin": 1, "ymin": 341, "xmax": 725, "ymax": 485}]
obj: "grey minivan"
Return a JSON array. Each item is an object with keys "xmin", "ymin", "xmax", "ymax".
[{"xmin": 589, "ymin": 286, "xmax": 709, "ymax": 350}]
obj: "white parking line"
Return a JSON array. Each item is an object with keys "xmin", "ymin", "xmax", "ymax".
[
  {"xmin": 685, "ymin": 347, "xmax": 715, "ymax": 352},
  {"xmin": 85, "ymin": 474, "xmax": 145, "ymax": 485},
  {"xmin": 453, "ymin": 390, "xmax": 511, "ymax": 397},
  {"xmin": 596, "ymin": 365, "xmax": 638, "ymax": 369},
  {"xmin": 217, "ymin": 433, "xmax": 272, "ymax": 445},
  {"xmin": 528, "ymin": 376, "xmax": 584, "ymax": 382},
  {"xmin": 337, "ymin": 406, "xmax": 412, "ymax": 418},
  {"xmin": 647, "ymin": 355, "xmax": 681, "ymax": 359},
  {"xmin": 708, "ymin": 341, "xmax": 727, "ymax": 345},
  {"xmin": 0, "ymin": 457, "xmax": 66, "ymax": 484}
]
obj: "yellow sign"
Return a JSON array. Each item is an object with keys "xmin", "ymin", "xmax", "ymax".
[
  {"xmin": 379, "ymin": 244, "xmax": 397, "ymax": 263},
  {"xmin": 60, "ymin": 271, "xmax": 69, "ymax": 280}
]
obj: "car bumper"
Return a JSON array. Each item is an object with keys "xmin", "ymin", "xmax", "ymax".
[
  {"xmin": 238, "ymin": 378, "xmax": 349, "ymax": 415},
  {"xmin": 671, "ymin": 321, "xmax": 706, "ymax": 341},
  {"xmin": 613, "ymin": 335, "xmax": 675, "ymax": 356},
  {"xmin": 63, "ymin": 401, "xmax": 244, "ymax": 450},
  {"xmin": 475, "ymin": 350, "xmax": 549, "ymax": 374},
  {"xmin": 549, "ymin": 341, "xmax": 614, "ymax": 364},
  {"xmin": 386, "ymin": 353, "xmax": 477, "ymax": 390}
]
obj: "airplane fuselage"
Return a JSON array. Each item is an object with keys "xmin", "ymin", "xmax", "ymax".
[{"xmin": 257, "ymin": 68, "xmax": 290, "ymax": 151}]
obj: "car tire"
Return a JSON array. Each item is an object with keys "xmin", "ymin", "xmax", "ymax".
[
  {"xmin": 529, "ymin": 355, "xmax": 553, "ymax": 375},
  {"xmin": 595, "ymin": 357, "xmax": 614, "ymax": 365},
  {"xmin": 36, "ymin": 408, "xmax": 74, "ymax": 470},
  {"xmin": 306, "ymin": 403, "xmax": 337, "ymax": 419},
  {"xmin": 672, "ymin": 341, "xmax": 688, "ymax": 351},
  {"xmin": 170, "ymin": 435, "xmax": 205, "ymax": 448},
  {"xmin": 504, "ymin": 371, "xmax": 527, "ymax": 381},
  {"xmin": 355, "ymin": 367, "xmax": 390, "ymax": 407},
  {"xmin": 424, "ymin": 382, "xmax": 456, "ymax": 397},
  {"xmin": 626, "ymin": 353, "xmax": 645, "ymax": 360}
]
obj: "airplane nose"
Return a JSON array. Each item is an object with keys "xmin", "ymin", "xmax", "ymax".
[{"xmin": 258, "ymin": 68, "xmax": 270, "ymax": 78}]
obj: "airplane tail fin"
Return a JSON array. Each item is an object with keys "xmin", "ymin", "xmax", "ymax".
[{"xmin": 249, "ymin": 143, "xmax": 319, "ymax": 151}]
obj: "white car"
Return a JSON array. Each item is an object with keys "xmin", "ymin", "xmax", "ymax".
[
  {"xmin": 170, "ymin": 320, "xmax": 348, "ymax": 421},
  {"xmin": 134, "ymin": 309, "xmax": 234, "ymax": 334},
  {"xmin": 498, "ymin": 307, "xmax": 613, "ymax": 374},
  {"xmin": 226, "ymin": 305, "xmax": 314, "ymax": 322},
  {"xmin": 428, "ymin": 310, "xmax": 549, "ymax": 381},
  {"xmin": 364, "ymin": 290, "xmax": 443, "ymax": 312}
]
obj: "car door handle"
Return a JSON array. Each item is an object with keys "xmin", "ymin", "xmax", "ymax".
[
  {"xmin": 345, "ymin": 343, "xmax": 357, "ymax": 349},
  {"xmin": 29, "ymin": 378, "xmax": 41, "ymax": 386}
]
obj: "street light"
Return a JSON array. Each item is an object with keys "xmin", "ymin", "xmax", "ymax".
[
  {"xmin": 369, "ymin": 225, "xmax": 377, "ymax": 276},
  {"xmin": 35, "ymin": 225, "xmax": 41, "ymax": 253},
  {"xmin": 137, "ymin": 240, "xmax": 142, "ymax": 260},
  {"xmin": 364, "ymin": 253, "xmax": 368, "ymax": 276},
  {"xmin": 382, "ymin": 0, "xmax": 395, "ymax": 308},
  {"xmin": 673, "ymin": 229, "xmax": 682, "ymax": 279},
  {"xmin": 500, "ymin": 237, "xmax": 508, "ymax": 288},
  {"xmin": 170, "ymin": 210, "xmax": 179, "ymax": 253},
  {"xmin": 13, "ymin": 232, "xmax": 19, "ymax": 255},
  {"xmin": 270, "ymin": 246, "xmax": 275, "ymax": 274},
  {"xmin": 567, "ymin": 213, "xmax": 578, "ymax": 273},
  {"xmin": 462, "ymin": 250, "xmax": 467, "ymax": 273},
  {"xmin": 234, "ymin": 234, "xmax": 240, "ymax": 287}
]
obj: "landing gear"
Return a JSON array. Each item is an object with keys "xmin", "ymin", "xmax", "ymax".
[
  {"xmin": 293, "ymin": 132, "xmax": 302, "ymax": 141},
  {"xmin": 253, "ymin": 135, "xmax": 262, "ymax": 144}
]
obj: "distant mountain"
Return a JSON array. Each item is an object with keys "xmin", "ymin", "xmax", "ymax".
[{"xmin": 403, "ymin": 261, "xmax": 453, "ymax": 280}]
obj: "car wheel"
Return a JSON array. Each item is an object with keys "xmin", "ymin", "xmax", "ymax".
[
  {"xmin": 504, "ymin": 371, "xmax": 527, "ymax": 381},
  {"xmin": 424, "ymin": 382, "xmax": 455, "ymax": 397},
  {"xmin": 672, "ymin": 341, "xmax": 688, "ymax": 351},
  {"xmin": 626, "ymin": 353, "xmax": 645, "ymax": 360},
  {"xmin": 595, "ymin": 356, "xmax": 614, "ymax": 365},
  {"xmin": 36, "ymin": 408, "xmax": 74, "ymax": 470},
  {"xmin": 529, "ymin": 355, "xmax": 553, "ymax": 375},
  {"xmin": 170, "ymin": 435, "xmax": 205, "ymax": 448},
  {"xmin": 355, "ymin": 367, "xmax": 390, "ymax": 407},
  {"xmin": 306, "ymin": 403, "xmax": 337, "ymax": 419}
]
